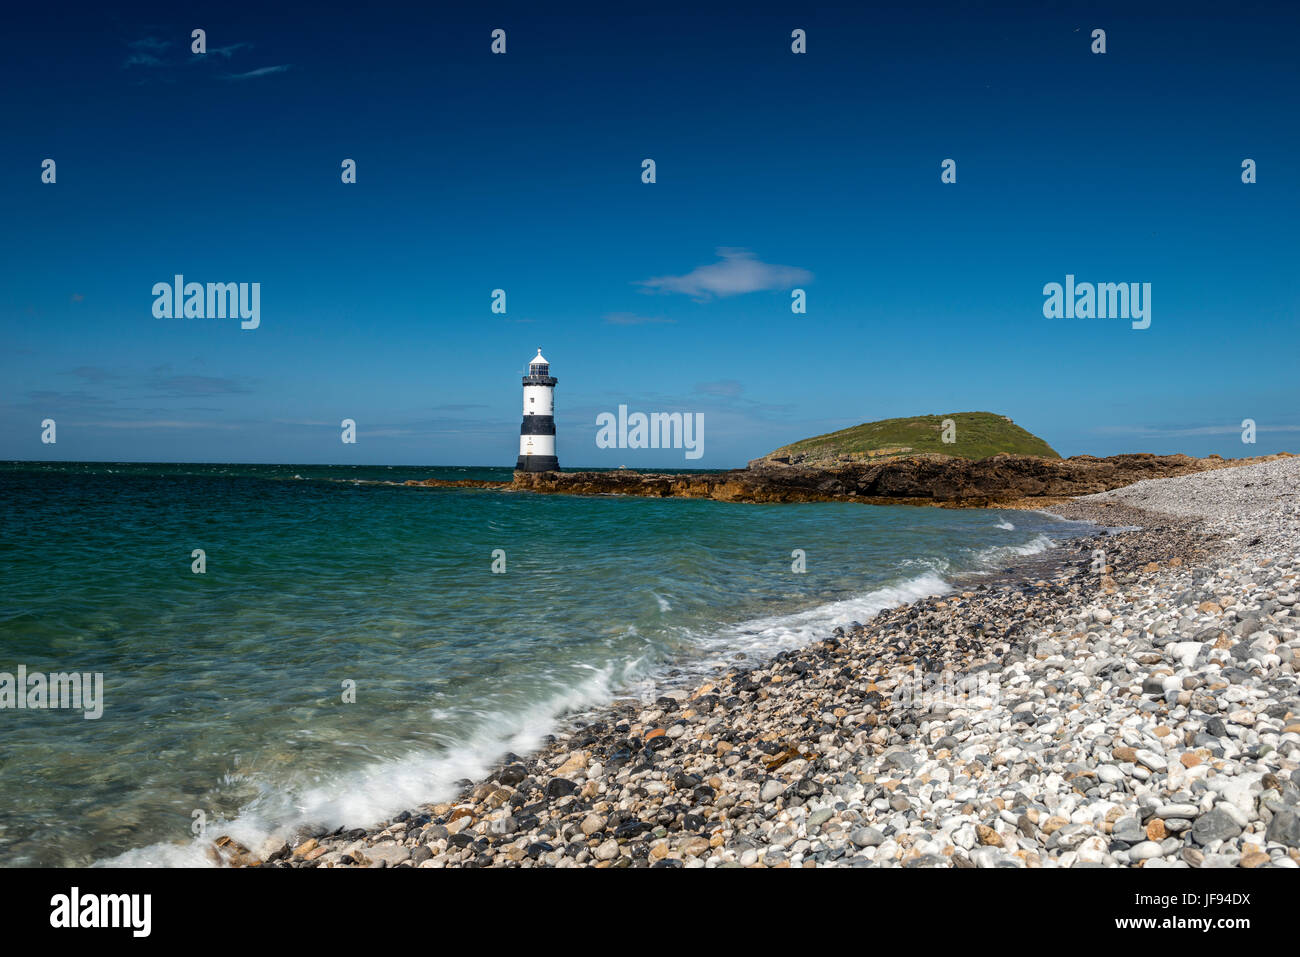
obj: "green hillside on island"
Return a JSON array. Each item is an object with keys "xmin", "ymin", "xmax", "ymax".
[{"xmin": 759, "ymin": 412, "xmax": 1061, "ymax": 465}]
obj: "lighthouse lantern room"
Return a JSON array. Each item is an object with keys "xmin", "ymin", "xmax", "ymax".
[{"xmin": 516, "ymin": 348, "xmax": 559, "ymax": 472}]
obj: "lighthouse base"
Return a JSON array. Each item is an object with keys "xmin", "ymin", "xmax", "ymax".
[{"xmin": 515, "ymin": 454, "xmax": 559, "ymax": 473}]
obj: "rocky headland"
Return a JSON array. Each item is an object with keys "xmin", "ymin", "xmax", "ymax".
[{"xmin": 409, "ymin": 451, "xmax": 1291, "ymax": 508}]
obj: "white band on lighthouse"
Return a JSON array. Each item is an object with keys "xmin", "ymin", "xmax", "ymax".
[
  {"xmin": 522, "ymin": 384, "xmax": 553, "ymax": 416},
  {"xmin": 516, "ymin": 348, "xmax": 559, "ymax": 472},
  {"xmin": 519, "ymin": 433, "xmax": 556, "ymax": 456}
]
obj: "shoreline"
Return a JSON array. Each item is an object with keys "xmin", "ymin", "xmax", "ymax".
[
  {"xmin": 402, "ymin": 452, "xmax": 1292, "ymax": 511},
  {"xmin": 220, "ymin": 460, "xmax": 1299, "ymax": 868}
]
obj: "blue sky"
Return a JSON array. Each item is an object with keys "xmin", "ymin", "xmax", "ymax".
[{"xmin": 2, "ymin": 1, "xmax": 1297, "ymax": 467}]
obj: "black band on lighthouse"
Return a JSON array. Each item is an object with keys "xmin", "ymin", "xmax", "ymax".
[
  {"xmin": 515, "ymin": 454, "xmax": 559, "ymax": 472},
  {"xmin": 519, "ymin": 415, "xmax": 555, "ymax": 435}
]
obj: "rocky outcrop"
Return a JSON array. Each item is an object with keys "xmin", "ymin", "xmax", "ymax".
[{"xmin": 499, "ymin": 452, "xmax": 1292, "ymax": 507}]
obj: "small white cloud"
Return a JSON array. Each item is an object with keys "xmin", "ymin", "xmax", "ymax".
[{"xmin": 637, "ymin": 248, "xmax": 812, "ymax": 301}]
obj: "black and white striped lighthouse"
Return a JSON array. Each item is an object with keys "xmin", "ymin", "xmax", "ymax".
[{"xmin": 515, "ymin": 348, "xmax": 559, "ymax": 472}]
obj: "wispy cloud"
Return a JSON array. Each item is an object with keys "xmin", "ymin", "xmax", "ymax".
[
  {"xmin": 26, "ymin": 389, "xmax": 101, "ymax": 405},
  {"xmin": 51, "ymin": 367, "xmax": 252, "ymax": 398},
  {"xmin": 271, "ymin": 418, "xmax": 336, "ymax": 428},
  {"xmin": 209, "ymin": 42, "xmax": 253, "ymax": 59},
  {"xmin": 123, "ymin": 36, "xmax": 171, "ymax": 68},
  {"xmin": 694, "ymin": 380, "xmax": 744, "ymax": 397},
  {"xmin": 145, "ymin": 374, "xmax": 252, "ymax": 397},
  {"xmin": 225, "ymin": 64, "xmax": 292, "ymax": 80},
  {"xmin": 604, "ymin": 312, "xmax": 676, "ymax": 325},
  {"xmin": 1093, "ymin": 423, "xmax": 1300, "ymax": 437},
  {"xmin": 636, "ymin": 248, "xmax": 812, "ymax": 302},
  {"xmin": 129, "ymin": 37, "xmax": 172, "ymax": 52},
  {"xmin": 124, "ymin": 52, "xmax": 164, "ymax": 68},
  {"xmin": 68, "ymin": 366, "xmax": 122, "ymax": 384},
  {"xmin": 268, "ymin": 404, "xmax": 499, "ymax": 438},
  {"xmin": 94, "ymin": 419, "xmax": 242, "ymax": 430},
  {"xmin": 121, "ymin": 35, "xmax": 287, "ymax": 80}
]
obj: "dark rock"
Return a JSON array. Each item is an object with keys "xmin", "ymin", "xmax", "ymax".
[
  {"xmin": 613, "ymin": 820, "xmax": 652, "ymax": 840},
  {"xmin": 545, "ymin": 778, "xmax": 579, "ymax": 799},
  {"xmin": 1191, "ymin": 808, "xmax": 1242, "ymax": 845},
  {"xmin": 498, "ymin": 764, "xmax": 527, "ymax": 786},
  {"xmin": 1266, "ymin": 808, "xmax": 1300, "ymax": 847}
]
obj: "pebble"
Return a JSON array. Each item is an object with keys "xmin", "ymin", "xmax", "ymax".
[{"xmin": 251, "ymin": 458, "xmax": 1300, "ymax": 870}]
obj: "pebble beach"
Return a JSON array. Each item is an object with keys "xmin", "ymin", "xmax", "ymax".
[{"xmin": 246, "ymin": 458, "xmax": 1300, "ymax": 869}]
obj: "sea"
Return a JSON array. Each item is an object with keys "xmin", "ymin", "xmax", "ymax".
[{"xmin": 0, "ymin": 461, "xmax": 1093, "ymax": 866}]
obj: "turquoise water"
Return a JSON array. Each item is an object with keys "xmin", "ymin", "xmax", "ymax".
[{"xmin": 0, "ymin": 462, "xmax": 1087, "ymax": 867}]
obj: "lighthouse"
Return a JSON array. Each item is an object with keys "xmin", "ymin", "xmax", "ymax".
[{"xmin": 516, "ymin": 348, "xmax": 559, "ymax": 472}]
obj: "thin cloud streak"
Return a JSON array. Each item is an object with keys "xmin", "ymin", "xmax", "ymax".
[
  {"xmin": 604, "ymin": 312, "xmax": 676, "ymax": 325},
  {"xmin": 1094, "ymin": 424, "xmax": 1300, "ymax": 437},
  {"xmin": 92, "ymin": 420, "xmax": 243, "ymax": 430},
  {"xmin": 225, "ymin": 64, "xmax": 292, "ymax": 80}
]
